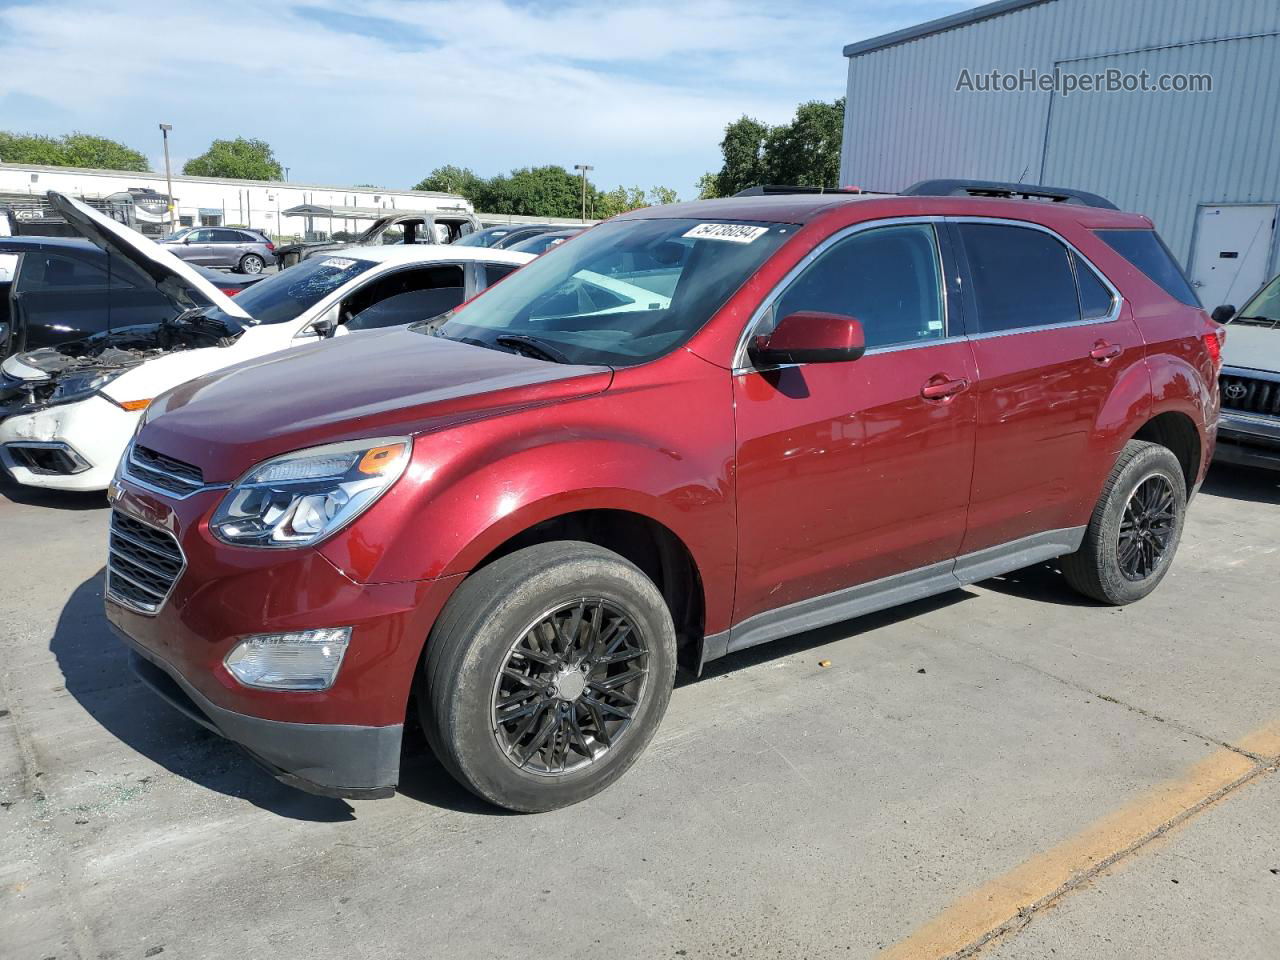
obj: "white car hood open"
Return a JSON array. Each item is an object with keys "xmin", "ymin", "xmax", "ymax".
[{"xmin": 46, "ymin": 191, "xmax": 250, "ymax": 321}]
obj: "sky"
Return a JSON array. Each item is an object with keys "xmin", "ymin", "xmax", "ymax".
[{"xmin": 0, "ymin": 0, "xmax": 972, "ymax": 198}]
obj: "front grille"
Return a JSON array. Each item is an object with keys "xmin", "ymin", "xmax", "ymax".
[
  {"xmin": 1220, "ymin": 373, "xmax": 1280, "ymax": 417},
  {"xmin": 106, "ymin": 512, "xmax": 186, "ymax": 614},
  {"xmin": 6, "ymin": 442, "xmax": 90, "ymax": 475},
  {"xmin": 125, "ymin": 444, "xmax": 205, "ymax": 496}
]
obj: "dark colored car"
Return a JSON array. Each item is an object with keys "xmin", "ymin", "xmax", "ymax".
[
  {"xmin": 159, "ymin": 227, "xmax": 277, "ymax": 274},
  {"xmin": 0, "ymin": 236, "xmax": 264, "ymax": 358},
  {"xmin": 453, "ymin": 224, "xmax": 562, "ymax": 250},
  {"xmin": 507, "ymin": 228, "xmax": 585, "ymax": 255},
  {"xmin": 107, "ymin": 181, "xmax": 1221, "ymax": 812},
  {"xmin": 1212, "ymin": 271, "xmax": 1280, "ymax": 469}
]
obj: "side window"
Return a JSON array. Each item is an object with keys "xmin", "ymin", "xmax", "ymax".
[
  {"xmin": 211, "ymin": 229, "xmax": 240, "ymax": 243},
  {"xmin": 1073, "ymin": 253, "xmax": 1115, "ymax": 319},
  {"xmin": 190, "ymin": 229, "xmax": 214, "ymax": 243},
  {"xmin": 481, "ymin": 262, "xmax": 519, "ymax": 288},
  {"xmin": 20, "ymin": 253, "xmax": 111, "ymax": 290},
  {"xmin": 958, "ymin": 223, "xmax": 1080, "ymax": 333},
  {"xmin": 342, "ymin": 265, "xmax": 466, "ymax": 331},
  {"xmin": 771, "ymin": 223, "xmax": 945, "ymax": 350},
  {"xmin": 1095, "ymin": 229, "xmax": 1200, "ymax": 307}
]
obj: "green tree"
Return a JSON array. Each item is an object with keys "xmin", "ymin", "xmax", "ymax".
[
  {"xmin": 699, "ymin": 98, "xmax": 846, "ymax": 195},
  {"xmin": 482, "ymin": 165, "xmax": 583, "ymax": 218},
  {"xmin": 647, "ymin": 185, "xmax": 679, "ymax": 206},
  {"xmin": 0, "ymin": 130, "xmax": 149, "ymax": 171},
  {"xmin": 762, "ymin": 98, "xmax": 844, "ymax": 188},
  {"xmin": 182, "ymin": 138, "xmax": 283, "ymax": 180},
  {"xmin": 414, "ymin": 165, "xmax": 486, "ymax": 200}
]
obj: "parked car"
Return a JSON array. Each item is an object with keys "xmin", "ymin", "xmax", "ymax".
[
  {"xmin": 0, "ymin": 236, "xmax": 265, "ymax": 359},
  {"xmin": 105, "ymin": 181, "xmax": 1221, "ymax": 812},
  {"xmin": 1211, "ymin": 270, "xmax": 1280, "ymax": 469},
  {"xmin": 454, "ymin": 224, "xmax": 564, "ymax": 250},
  {"xmin": 0, "ymin": 192, "xmax": 531, "ymax": 490},
  {"xmin": 507, "ymin": 228, "xmax": 585, "ymax": 255},
  {"xmin": 275, "ymin": 212, "xmax": 481, "ymax": 268},
  {"xmin": 157, "ymin": 226, "xmax": 276, "ymax": 274}
]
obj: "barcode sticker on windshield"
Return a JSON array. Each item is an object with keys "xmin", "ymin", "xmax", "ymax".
[
  {"xmin": 320, "ymin": 257, "xmax": 356, "ymax": 269},
  {"xmin": 683, "ymin": 223, "xmax": 770, "ymax": 244}
]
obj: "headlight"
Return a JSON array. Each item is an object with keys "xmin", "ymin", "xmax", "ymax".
[
  {"xmin": 48, "ymin": 368, "xmax": 126, "ymax": 405},
  {"xmin": 224, "ymin": 627, "xmax": 351, "ymax": 690},
  {"xmin": 211, "ymin": 437, "xmax": 411, "ymax": 548}
]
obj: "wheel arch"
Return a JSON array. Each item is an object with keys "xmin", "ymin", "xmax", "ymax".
[{"xmin": 1129, "ymin": 408, "xmax": 1204, "ymax": 494}]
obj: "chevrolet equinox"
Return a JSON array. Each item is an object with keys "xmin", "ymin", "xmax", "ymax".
[{"xmin": 105, "ymin": 181, "xmax": 1222, "ymax": 811}]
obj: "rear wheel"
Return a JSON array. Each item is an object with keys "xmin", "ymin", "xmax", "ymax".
[
  {"xmin": 237, "ymin": 253, "xmax": 264, "ymax": 274},
  {"xmin": 1061, "ymin": 440, "xmax": 1187, "ymax": 605},
  {"xmin": 420, "ymin": 542, "xmax": 677, "ymax": 812}
]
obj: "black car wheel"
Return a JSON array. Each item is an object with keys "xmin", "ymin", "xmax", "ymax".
[
  {"xmin": 420, "ymin": 542, "xmax": 676, "ymax": 812},
  {"xmin": 238, "ymin": 254, "xmax": 264, "ymax": 275},
  {"xmin": 1061, "ymin": 440, "xmax": 1187, "ymax": 605}
]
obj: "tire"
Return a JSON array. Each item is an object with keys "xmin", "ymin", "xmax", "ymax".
[
  {"xmin": 1061, "ymin": 440, "xmax": 1187, "ymax": 605},
  {"xmin": 237, "ymin": 254, "xmax": 264, "ymax": 274},
  {"xmin": 420, "ymin": 542, "xmax": 677, "ymax": 812}
]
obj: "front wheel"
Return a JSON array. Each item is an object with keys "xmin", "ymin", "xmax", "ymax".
[
  {"xmin": 1061, "ymin": 440, "xmax": 1187, "ymax": 605},
  {"xmin": 237, "ymin": 253, "xmax": 265, "ymax": 274},
  {"xmin": 420, "ymin": 542, "xmax": 677, "ymax": 812}
]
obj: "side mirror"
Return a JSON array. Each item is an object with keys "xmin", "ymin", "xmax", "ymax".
[
  {"xmin": 309, "ymin": 305, "xmax": 340, "ymax": 339},
  {"xmin": 1211, "ymin": 304, "xmax": 1236, "ymax": 324},
  {"xmin": 749, "ymin": 311, "xmax": 866, "ymax": 366}
]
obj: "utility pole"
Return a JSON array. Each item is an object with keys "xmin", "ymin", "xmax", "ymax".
[
  {"xmin": 158, "ymin": 124, "xmax": 176, "ymax": 233},
  {"xmin": 283, "ymin": 166, "xmax": 290, "ymax": 181},
  {"xmin": 574, "ymin": 164, "xmax": 593, "ymax": 222}
]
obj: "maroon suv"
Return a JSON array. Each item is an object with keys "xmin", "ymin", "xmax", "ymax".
[{"xmin": 105, "ymin": 182, "xmax": 1222, "ymax": 811}]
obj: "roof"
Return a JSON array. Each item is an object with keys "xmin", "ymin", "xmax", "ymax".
[
  {"xmin": 280, "ymin": 204, "xmax": 472, "ymax": 220},
  {"xmin": 325, "ymin": 244, "xmax": 534, "ymax": 266},
  {"xmin": 0, "ymin": 235, "xmax": 97, "ymax": 253},
  {"xmin": 618, "ymin": 192, "xmax": 887, "ymax": 224},
  {"xmin": 843, "ymin": 0, "xmax": 1053, "ymax": 58}
]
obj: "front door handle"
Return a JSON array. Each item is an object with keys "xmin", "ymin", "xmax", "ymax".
[
  {"xmin": 921, "ymin": 375, "xmax": 970, "ymax": 401},
  {"xmin": 1089, "ymin": 341, "xmax": 1122, "ymax": 362}
]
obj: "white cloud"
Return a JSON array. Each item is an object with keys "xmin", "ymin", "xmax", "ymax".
[{"xmin": 0, "ymin": 0, "xmax": 968, "ymax": 195}]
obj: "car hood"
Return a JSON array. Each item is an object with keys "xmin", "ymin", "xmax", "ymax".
[
  {"xmin": 46, "ymin": 191, "xmax": 250, "ymax": 321},
  {"xmin": 1222, "ymin": 321, "xmax": 1280, "ymax": 374},
  {"xmin": 140, "ymin": 328, "xmax": 613, "ymax": 483}
]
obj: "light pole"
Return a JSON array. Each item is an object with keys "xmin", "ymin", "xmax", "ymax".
[
  {"xmin": 573, "ymin": 163, "xmax": 593, "ymax": 222},
  {"xmin": 158, "ymin": 123, "xmax": 176, "ymax": 233},
  {"xmin": 283, "ymin": 166, "xmax": 290, "ymax": 181}
]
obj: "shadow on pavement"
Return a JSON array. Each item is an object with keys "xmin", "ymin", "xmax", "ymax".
[
  {"xmin": 0, "ymin": 475, "xmax": 108, "ymax": 511},
  {"xmin": 1200, "ymin": 463, "xmax": 1280, "ymax": 505},
  {"xmin": 693, "ymin": 589, "xmax": 975, "ymax": 683},
  {"xmin": 51, "ymin": 569, "xmax": 356, "ymax": 822},
  {"xmin": 977, "ymin": 561, "xmax": 1104, "ymax": 608}
]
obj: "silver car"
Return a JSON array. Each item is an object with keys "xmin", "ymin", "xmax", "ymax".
[{"xmin": 158, "ymin": 227, "xmax": 276, "ymax": 274}]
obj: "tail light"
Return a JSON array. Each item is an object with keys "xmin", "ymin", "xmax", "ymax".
[
  {"xmin": 265, "ymin": 241, "xmax": 276, "ymax": 252},
  {"xmin": 219, "ymin": 286, "xmax": 242, "ymax": 297},
  {"xmin": 1204, "ymin": 326, "xmax": 1224, "ymax": 369}
]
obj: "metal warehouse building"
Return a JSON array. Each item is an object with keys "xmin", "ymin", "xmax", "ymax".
[{"xmin": 839, "ymin": 0, "xmax": 1280, "ymax": 310}]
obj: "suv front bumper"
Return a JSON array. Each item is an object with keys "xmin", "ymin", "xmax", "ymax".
[{"xmin": 1216, "ymin": 410, "xmax": 1280, "ymax": 470}]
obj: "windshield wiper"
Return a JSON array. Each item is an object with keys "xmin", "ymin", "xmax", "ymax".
[
  {"xmin": 1233, "ymin": 315, "xmax": 1280, "ymax": 329},
  {"xmin": 494, "ymin": 334, "xmax": 571, "ymax": 364}
]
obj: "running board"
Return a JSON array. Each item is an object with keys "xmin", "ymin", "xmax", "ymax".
[{"xmin": 699, "ymin": 526, "xmax": 1086, "ymax": 665}]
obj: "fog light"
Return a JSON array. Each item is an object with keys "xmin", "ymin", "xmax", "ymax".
[{"xmin": 224, "ymin": 627, "xmax": 351, "ymax": 691}]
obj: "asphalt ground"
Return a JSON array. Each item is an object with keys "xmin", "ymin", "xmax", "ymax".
[{"xmin": 1, "ymin": 463, "xmax": 1277, "ymax": 960}]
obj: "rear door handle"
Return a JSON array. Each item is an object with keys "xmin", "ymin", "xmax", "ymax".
[
  {"xmin": 1090, "ymin": 342, "xmax": 1122, "ymax": 362},
  {"xmin": 921, "ymin": 375, "xmax": 970, "ymax": 401}
]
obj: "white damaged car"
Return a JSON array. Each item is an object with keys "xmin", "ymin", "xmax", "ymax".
[{"xmin": 0, "ymin": 192, "xmax": 532, "ymax": 492}]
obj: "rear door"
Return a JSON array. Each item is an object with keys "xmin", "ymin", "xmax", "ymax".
[
  {"xmin": 209, "ymin": 229, "xmax": 247, "ymax": 268},
  {"xmin": 951, "ymin": 219, "xmax": 1143, "ymax": 555},
  {"xmin": 732, "ymin": 220, "xmax": 978, "ymax": 634}
]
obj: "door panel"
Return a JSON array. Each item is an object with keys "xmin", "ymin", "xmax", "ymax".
[
  {"xmin": 733, "ymin": 342, "xmax": 979, "ymax": 624},
  {"xmin": 953, "ymin": 221, "xmax": 1145, "ymax": 554}
]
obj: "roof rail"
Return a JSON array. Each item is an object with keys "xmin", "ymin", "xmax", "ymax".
[
  {"xmin": 902, "ymin": 179, "xmax": 1119, "ymax": 210},
  {"xmin": 731, "ymin": 184, "xmax": 866, "ymax": 197}
]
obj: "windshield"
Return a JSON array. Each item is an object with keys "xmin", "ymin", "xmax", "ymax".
[
  {"xmin": 211, "ymin": 255, "xmax": 376, "ymax": 326},
  {"xmin": 1233, "ymin": 273, "xmax": 1280, "ymax": 329},
  {"xmin": 426, "ymin": 218, "xmax": 791, "ymax": 365}
]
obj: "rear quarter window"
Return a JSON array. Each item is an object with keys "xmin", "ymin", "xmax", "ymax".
[{"xmin": 1095, "ymin": 229, "xmax": 1200, "ymax": 308}]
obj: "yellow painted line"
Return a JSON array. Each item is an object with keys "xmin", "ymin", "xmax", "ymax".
[{"xmin": 881, "ymin": 722, "xmax": 1280, "ymax": 960}]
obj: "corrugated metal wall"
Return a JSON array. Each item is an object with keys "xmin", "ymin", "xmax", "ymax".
[{"xmin": 840, "ymin": 0, "xmax": 1280, "ymax": 265}]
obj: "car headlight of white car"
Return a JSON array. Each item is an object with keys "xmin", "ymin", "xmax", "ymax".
[
  {"xmin": 210, "ymin": 437, "xmax": 411, "ymax": 548},
  {"xmin": 46, "ymin": 368, "xmax": 127, "ymax": 406}
]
